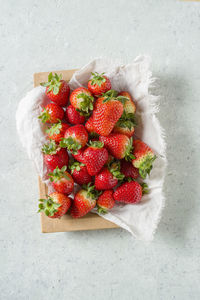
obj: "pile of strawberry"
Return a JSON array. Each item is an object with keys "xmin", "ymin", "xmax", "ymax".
[{"xmin": 38, "ymin": 72, "xmax": 156, "ymax": 219}]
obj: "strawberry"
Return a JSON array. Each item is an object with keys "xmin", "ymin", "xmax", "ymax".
[
  {"xmin": 92, "ymin": 90, "xmax": 124, "ymax": 136},
  {"xmin": 71, "ymin": 146, "xmax": 86, "ymax": 164},
  {"xmin": 88, "ymin": 72, "xmax": 111, "ymax": 96},
  {"xmin": 70, "ymin": 87, "xmax": 94, "ymax": 116},
  {"xmin": 59, "ymin": 124, "xmax": 88, "ymax": 153},
  {"xmin": 38, "ymin": 192, "xmax": 71, "ymax": 218},
  {"xmin": 113, "ymin": 181, "xmax": 142, "ymax": 204},
  {"xmin": 48, "ymin": 166, "xmax": 74, "ymax": 194},
  {"xmin": 42, "ymin": 140, "xmax": 69, "ymax": 171},
  {"xmin": 85, "ymin": 115, "xmax": 99, "ymax": 139},
  {"xmin": 95, "ymin": 161, "xmax": 124, "ymax": 190},
  {"xmin": 69, "ymin": 161, "xmax": 92, "ymax": 185},
  {"xmin": 113, "ymin": 112, "xmax": 136, "ymax": 137},
  {"xmin": 46, "ymin": 122, "xmax": 70, "ymax": 143},
  {"xmin": 120, "ymin": 160, "xmax": 139, "ymax": 179},
  {"xmin": 71, "ymin": 184, "xmax": 100, "ymax": 218},
  {"xmin": 85, "ymin": 115, "xmax": 95, "ymax": 133},
  {"xmin": 118, "ymin": 91, "xmax": 136, "ymax": 114},
  {"xmin": 83, "ymin": 141, "xmax": 108, "ymax": 176},
  {"xmin": 113, "ymin": 91, "xmax": 137, "ymax": 137},
  {"xmin": 97, "ymin": 190, "xmax": 115, "ymax": 214},
  {"xmin": 66, "ymin": 105, "xmax": 85, "ymax": 124},
  {"xmin": 132, "ymin": 140, "xmax": 156, "ymax": 179},
  {"xmin": 38, "ymin": 103, "xmax": 64, "ymax": 124},
  {"xmin": 113, "ymin": 122, "xmax": 135, "ymax": 137},
  {"xmin": 99, "ymin": 134, "xmax": 134, "ymax": 161},
  {"xmin": 40, "ymin": 72, "xmax": 70, "ymax": 107}
]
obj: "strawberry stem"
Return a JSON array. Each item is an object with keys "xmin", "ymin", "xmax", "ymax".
[
  {"xmin": 97, "ymin": 206, "xmax": 108, "ymax": 214},
  {"xmin": 48, "ymin": 166, "xmax": 69, "ymax": 182},
  {"xmin": 38, "ymin": 195, "xmax": 61, "ymax": 216},
  {"xmin": 82, "ymin": 183, "xmax": 102, "ymax": 200},
  {"xmin": 46, "ymin": 120, "xmax": 62, "ymax": 136},
  {"xmin": 90, "ymin": 72, "xmax": 106, "ymax": 87},
  {"xmin": 59, "ymin": 137, "xmax": 82, "ymax": 154},
  {"xmin": 42, "ymin": 140, "xmax": 58, "ymax": 155},
  {"xmin": 40, "ymin": 72, "xmax": 62, "ymax": 95},
  {"xmin": 38, "ymin": 108, "xmax": 50, "ymax": 123},
  {"xmin": 138, "ymin": 155, "xmax": 156, "ymax": 179},
  {"xmin": 77, "ymin": 93, "xmax": 94, "ymax": 114},
  {"xmin": 69, "ymin": 161, "xmax": 85, "ymax": 174},
  {"xmin": 88, "ymin": 140, "xmax": 104, "ymax": 148}
]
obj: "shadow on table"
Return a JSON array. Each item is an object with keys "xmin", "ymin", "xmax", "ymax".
[{"xmin": 153, "ymin": 73, "xmax": 198, "ymax": 246}]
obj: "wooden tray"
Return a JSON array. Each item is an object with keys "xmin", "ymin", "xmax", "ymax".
[{"xmin": 34, "ymin": 69, "xmax": 118, "ymax": 233}]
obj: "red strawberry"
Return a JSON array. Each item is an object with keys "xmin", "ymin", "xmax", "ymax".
[
  {"xmin": 99, "ymin": 134, "xmax": 134, "ymax": 160},
  {"xmin": 118, "ymin": 91, "xmax": 136, "ymax": 114},
  {"xmin": 69, "ymin": 161, "xmax": 92, "ymax": 185},
  {"xmin": 38, "ymin": 192, "xmax": 71, "ymax": 218},
  {"xmin": 38, "ymin": 103, "xmax": 64, "ymax": 124},
  {"xmin": 85, "ymin": 115, "xmax": 95, "ymax": 133},
  {"xmin": 60, "ymin": 124, "xmax": 88, "ymax": 153},
  {"xmin": 70, "ymin": 87, "xmax": 94, "ymax": 116},
  {"xmin": 42, "ymin": 140, "xmax": 69, "ymax": 171},
  {"xmin": 113, "ymin": 181, "xmax": 142, "ymax": 204},
  {"xmin": 83, "ymin": 141, "xmax": 108, "ymax": 176},
  {"xmin": 113, "ymin": 118, "xmax": 135, "ymax": 137},
  {"xmin": 113, "ymin": 91, "xmax": 137, "ymax": 137},
  {"xmin": 97, "ymin": 190, "xmax": 115, "ymax": 214},
  {"xmin": 46, "ymin": 122, "xmax": 70, "ymax": 143},
  {"xmin": 85, "ymin": 115, "xmax": 99, "ymax": 139},
  {"xmin": 95, "ymin": 161, "xmax": 124, "ymax": 190},
  {"xmin": 40, "ymin": 73, "xmax": 70, "ymax": 107},
  {"xmin": 48, "ymin": 166, "xmax": 74, "ymax": 194},
  {"xmin": 132, "ymin": 140, "xmax": 156, "ymax": 179},
  {"xmin": 71, "ymin": 147, "xmax": 86, "ymax": 164},
  {"xmin": 120, "ymin": 160, "xmax": 139, "ymax": 179},
  {"xmin": 88, "ymin": 72, "xmax": 111, "ymax": 96},
  {"xmin": 71, "ymin": 184, "xmax": 100, "ymax": 218},
  {"xmin": 66, "ymin": 105, "xmax": 85, "ymax": 124},
  {"xmin": 92, "ymin": 90, "xmax": 124, "ymax": 136}
]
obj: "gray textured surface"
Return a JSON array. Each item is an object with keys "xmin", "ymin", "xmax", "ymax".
[{"xmin": 1, "ymin": 0, "xmax": 200, "ymax": 299}]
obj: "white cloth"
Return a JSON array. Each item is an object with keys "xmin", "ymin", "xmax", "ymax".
[{"xmin": 16, "ymin": 56, "xmax": 167, "ymax": 241}]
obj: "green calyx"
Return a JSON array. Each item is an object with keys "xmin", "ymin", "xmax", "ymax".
[
  {"xmin": 59, "ymin": 137, "xmax": 81, "ymax": 154},
  {"xmin": 82, "ymin": 183, "xmax": 102, "ymax": 200},
  {"xmin": 116, "ymin": 112, "xmax": 137, "ymax": 130},
  {"xmin": 38, "ymin": 195, "xmax": 61, "ymax": 216},
  {"xmin": 77, "ymin": 93, "xmax": 94, "ymax": 114},
  {"xmin": 46, "ymin": 120, "xmax": 62, "ymax": 136},
  {"xmin": 38, "ymin": 108, "xmax": 50, "ymax": 123},
  {"xmin": 90, "ymin": 72, "xmax": 106, "ymax": 87},
  {"xmin": 124, "ymin": 137, "xmax": 135, "ymax": 161},
  {"xmin": 48, "ymin": 166, "xmax": 70, "ymax": 182},
  {"xmin": 108, "ymin": 160, "xmax": 124, "ymax": 181},
  {"xmin": 123, "ymin": 177, "xmax": 135, "ymax": 183},
  {"xmin": 116, "ymin": 96, "xmax": 129, "ymax": 105},
  {"xmin": 138, "ymin": 155, "xmax": 156, "ymax": 179},
  {"xmin": 40, "ymin": 72, "xmax": 62, "ymax": 95},
  {"xmin": 88, "ymin": 140, "xmax": 104, "ymax": 148},
  {"xmin": 97, "ymin": 206, "xmax": 108, "ymax": 214},
  {"xmin": 42, "ymin": 140, "xmax": 58, "ymax": 155},
  {"xmin": 141, "ymin": 183, "xmax": 149, "ymax": 194},
  {"xmin": 102, "ymin": 90, "xmax": 128, "ymax": 104},
  {"xmin": 102, "ymin": 90, "xmax": 118, "ymax": 103},
  {"xmin": 69, "ymin": 161, "xmax": 85, "ymax": 174}
]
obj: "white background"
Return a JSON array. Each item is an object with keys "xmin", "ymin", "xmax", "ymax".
[{"xmin": 1, "ymin": 0, "xmax": 200, "ymax": 299}]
